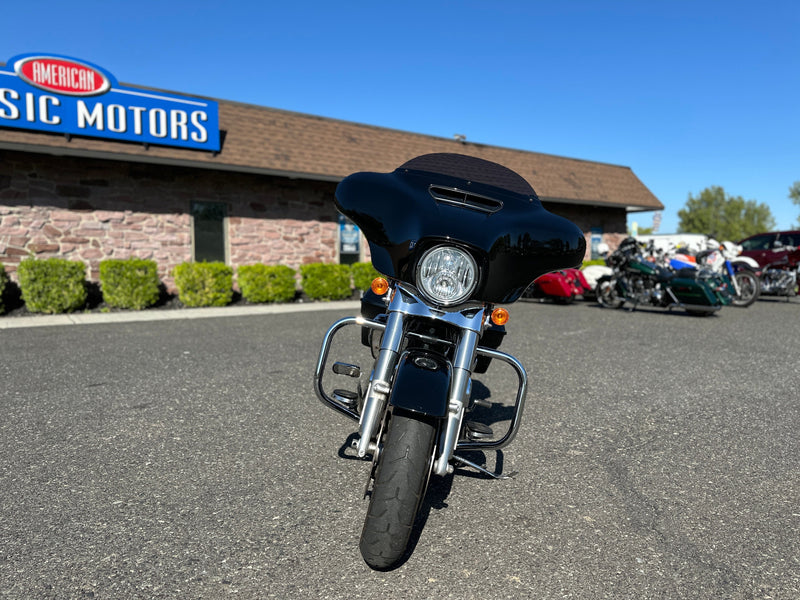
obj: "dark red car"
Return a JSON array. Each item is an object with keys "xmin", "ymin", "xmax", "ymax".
[{"xmin": 738, "ymin": 230, "xmax": 800, "ymax": 268}]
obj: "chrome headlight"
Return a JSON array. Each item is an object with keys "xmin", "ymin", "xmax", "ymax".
[{"xmin": 416, "ymin": 245, "xmax": 478, "ymax": 305}]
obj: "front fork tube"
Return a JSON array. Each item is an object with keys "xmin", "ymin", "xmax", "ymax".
[
  {"xmin": 433, "ymin": 329, "xmax": 479, "ymax": 476},
  {"xmin": 355, "ymin": 309, "xmax": 405, "ymax": 458},
  {"xmin": 354, "ymin": 311, "xmax": 482, "ymax": 477},
  {"xmin": 726, "ymin": 262, "xmax": 741, "ymax": 296}
]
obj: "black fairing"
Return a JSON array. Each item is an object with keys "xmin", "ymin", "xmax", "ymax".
[{"xmin": 334, "ymin": 153, "xmax": 587, "ymax": 304}]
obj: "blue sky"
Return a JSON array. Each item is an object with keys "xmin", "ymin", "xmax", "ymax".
[{"xmin": 3, "ymin": 1, "xmax": 798, "ymax": 234}]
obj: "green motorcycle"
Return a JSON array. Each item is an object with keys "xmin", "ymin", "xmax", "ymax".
[{"xmin": 596, "ymin": 238, "xmax": 731, "ymax": 315}]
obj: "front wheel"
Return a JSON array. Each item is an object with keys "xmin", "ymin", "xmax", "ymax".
[
  {"xmin": 596, "ymin": 276, "xmax": 624, "ymax": 309},
  {"xmin": 359, "ymin": 410, "xmax": 437, "ymax": 570},
  {"xmin": 732, "ymin": 270, "xmax": 759, "ymax": 307}
]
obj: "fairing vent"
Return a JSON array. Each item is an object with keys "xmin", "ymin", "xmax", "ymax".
[{"xmin": 428, "ymin": 185, "xmax": 503, "ymax": 214}]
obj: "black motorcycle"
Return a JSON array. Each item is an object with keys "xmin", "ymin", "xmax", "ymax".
[
  {"xmin": 596, "ymin": 237, "xmax": 731, "ymax": 315},
  {"xmin": 314, "ymin": 153, "xmax": 585, "ymax": 569}
]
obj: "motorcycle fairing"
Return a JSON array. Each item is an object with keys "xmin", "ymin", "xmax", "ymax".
[
  {"xmin": 335, "ymin": 153, "xmax": 587, "ymax": 304},
  {"xmin": 388, "ymin": 350, "xmax": 451, "ymax": 418}
]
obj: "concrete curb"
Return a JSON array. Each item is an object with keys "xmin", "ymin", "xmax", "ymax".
[{"xmin": 0, "ymin": 300, "xmax": 362, "ymax": 330}]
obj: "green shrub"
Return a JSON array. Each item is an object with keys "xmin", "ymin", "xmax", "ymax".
[
  {"xmin": 17, "ymin": 257, "xmax": 87, "ymax": 314},
  {"xmin": 0, "ymin": 266, "xmax": 8, "ymax": 314},
  {"xmin": 237, "ymin": 264, "xmax": 296, "ymax": 303},
  {"xmin": 582, "ymin": 259, "xmax": 607, "ymax": 268},
  {"xmin": 99, "ymin": 258, "xmax": 160, "ymax": 310},
  {"xmin": 300, "ymin": 263, "xmax": 353, "ymax": 301},
  {"xmin": 351, "ymin": 262, "xmax": 382, "ymax": 291},
  {"xmin": 173, "ymin": 262, "xmax": 233, "ymax": 307}
]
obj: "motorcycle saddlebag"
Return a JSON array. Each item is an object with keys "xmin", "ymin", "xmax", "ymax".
[
  {"xmin": 534, "ymin": 272, "xmax": 574, "ymax": 297},
  {"xmin": 669, "ymin": 277, "xmax": 718, "ymax": 306}
]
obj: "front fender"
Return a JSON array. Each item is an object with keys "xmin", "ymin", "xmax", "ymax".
[
  {"xmin": 732, "ymin": 257, "xmax": 759, "ymax": 271},
  {"xmin": 389, "ymin": 350, "xmax": 451, "ymax": 418}
]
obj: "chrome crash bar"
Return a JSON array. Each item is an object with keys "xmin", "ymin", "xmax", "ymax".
[{"xmin": 313, "ymin": 315, "xmax": 529, "ymax": 455}]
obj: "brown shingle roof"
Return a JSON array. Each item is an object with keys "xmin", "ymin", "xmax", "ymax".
[{"xmin": 0, "ymin": 92, "xmax": 663, "ymax": 211}]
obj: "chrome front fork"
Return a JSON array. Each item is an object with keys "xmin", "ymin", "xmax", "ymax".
[
  {"xmin": 314, "ymin": 284, "xmax": 527, "ymax": 477},
  {"xmin": 355, "ymin": 309, "xmax": 404, "ymax": 458},
  {"xmin": 433, "ymin": 328, "xmax": 479, "ymax": 476},
  {"xmin": 355, "ymin": 286, "xmax": 485, "ymax": 470}
]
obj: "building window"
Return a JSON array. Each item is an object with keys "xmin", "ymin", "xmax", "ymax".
[
  {"xmin": 338, "ymin": 214, "xmax": 361, "ymax": 265},
  {"xmin": 590, "ymin": 227, "xmax": 603, "ymax": 259},
  {"xmin": 191, "ymin": 201, "xmax": 227, "ymax": 262}
]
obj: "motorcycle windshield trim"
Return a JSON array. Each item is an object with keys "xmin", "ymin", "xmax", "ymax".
[{"xmin": 335, "ymin": 153, "xmax": 587, "ymax": 304}]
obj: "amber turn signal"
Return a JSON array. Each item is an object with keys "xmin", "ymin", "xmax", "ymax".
[
  {"xmin": 371, "ymin": 277, "xmax": 390, "ymax": 296},
  {"xmin": 490, "ymin": 307, "xmax": 509, "ymax": 326}
]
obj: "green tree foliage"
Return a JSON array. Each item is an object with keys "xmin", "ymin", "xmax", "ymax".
[
  {"xmin": 677, "ymin": 186, "xmax": 775, "ymax": 241},
  {"xmin": 789, "ymin": 181, "xmax": 800, "ymax": 226}
]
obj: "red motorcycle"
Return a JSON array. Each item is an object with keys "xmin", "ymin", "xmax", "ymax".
[{"xmin": 523, "ymin": 268, "xmax": 591, "ymax": 303}]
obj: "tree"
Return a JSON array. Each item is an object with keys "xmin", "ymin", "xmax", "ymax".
[
  {"xmin": 628, "ymin": 225, "xmax": 653, "ymax": 235},
  {"xmin": 790, "ymin": 181, "xmax": 800, "ymax": 226},
  {"xmin": 677, "ymin": 186, "xmax": 775, "ymax": 241}
]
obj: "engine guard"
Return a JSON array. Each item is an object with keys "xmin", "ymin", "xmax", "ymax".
[{"xmin": 314, "ymin": 316, "xmax": 529, "ymax": 452}]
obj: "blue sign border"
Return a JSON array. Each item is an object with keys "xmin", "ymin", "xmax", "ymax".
[{"xmin": 0, "ymin": 52, "xmax": 220, "ymax": 152}]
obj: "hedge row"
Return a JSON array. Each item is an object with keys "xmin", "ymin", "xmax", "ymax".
[
  {"xmin": 0, "ymin": 258, "xmax": 382, "ymax": 315},
  {"xmin": 0, "ymin": 266, "xmax": 8, "ymax": 315}
]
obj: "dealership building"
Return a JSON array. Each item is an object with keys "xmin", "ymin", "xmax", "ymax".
[{"xmin": 0, "ymin": 53, "xmax": 663, "ymax": 292}]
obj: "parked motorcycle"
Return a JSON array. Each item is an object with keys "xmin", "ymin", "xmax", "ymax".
[
  {"xmin": 694, "ymin": 240, "xmax": 760, "ymax": 307},
  {"xmin": 523, "ymin": 268, "xmax": 591, "ymax": 303},
  {"xmin": 756, "ymin": 246, "xmax": 799, "ymax": 298},
  {"xmin": 595, "ymin": 237, "xmax": 731, "ymax": 315},
  {"xmin": 314, "ymin": 153, "xmax": 586, "ymax": 569}
]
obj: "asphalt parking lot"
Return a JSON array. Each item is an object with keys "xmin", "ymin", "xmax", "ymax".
[{"xmin": 1, "ymin": 298, "xmax": 798, "ymax": 599}]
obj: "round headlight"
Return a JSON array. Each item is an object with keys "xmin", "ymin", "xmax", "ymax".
[{"xmin": 417, "ymin": 245, "xmax": 478, "ymax": 305}]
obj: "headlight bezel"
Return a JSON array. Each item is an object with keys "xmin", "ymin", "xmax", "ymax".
[{"xmin": 415, "ymin": 243, "xmax": 480, "ymax": 307}]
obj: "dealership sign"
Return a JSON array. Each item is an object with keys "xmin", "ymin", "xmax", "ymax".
[{"xmin": 0, "ymin": 53, "xmax": 220, "ymax": 152}]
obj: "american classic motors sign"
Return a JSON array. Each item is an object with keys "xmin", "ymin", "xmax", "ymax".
[{"xmin": 0, "ymin": 53, "xmax": 220, "ymax": 152}]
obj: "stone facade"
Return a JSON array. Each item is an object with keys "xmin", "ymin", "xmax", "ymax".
[
  {"xmin": 1, "ymin": 150, "xmax": 634, "ymax": 297},
  {"xmin": 0, "ymin": 151, "xmax": 339, "ymax": 291}
]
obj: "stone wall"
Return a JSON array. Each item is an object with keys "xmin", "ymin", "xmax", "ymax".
[
  {"xmin": 1, "ymin": 150, "xmax": 634, "ymax": 296},
  {"xmin": 0, "ymin": 151, "xmax": 339, "ymax": 291}
]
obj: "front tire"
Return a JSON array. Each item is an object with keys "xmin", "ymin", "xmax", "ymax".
[
  {"xmin": 732, "ymin": 270, "xmax": 759, "ymax": 307},
  {"xmin": 359, "ymin": 410, "xmax": 436, "ymax": 570},
  {"xmin": 596, "ymin": 276, "xmax": 623, "ymax": 309}
]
